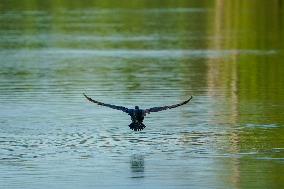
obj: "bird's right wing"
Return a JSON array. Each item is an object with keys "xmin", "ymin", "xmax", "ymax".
[
  {"xmin": 83, "ymin": 93, "xmax": 129, "ymax": 113},
  {"xmin": 144, "ymin": 96, "xmax": 193, "ymax": 114}
]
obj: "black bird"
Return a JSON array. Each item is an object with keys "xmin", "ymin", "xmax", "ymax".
[{"xmin": 83, "ymin": 93, "xmax": 193, "ymax": 131}]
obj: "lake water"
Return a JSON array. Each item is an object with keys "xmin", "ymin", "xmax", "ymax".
[{"xmin": 1, "ymin": 1, "xmax": 284, "ymax": 188}]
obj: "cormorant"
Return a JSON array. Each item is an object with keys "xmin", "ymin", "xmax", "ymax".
[{"xmin": 83, "ymin": 93, "xmax": 193, "ymax": 131}]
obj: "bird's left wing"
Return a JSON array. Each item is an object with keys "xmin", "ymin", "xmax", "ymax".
[
  {"xmin": 83, "ymin": 93, "xmax": 129, "ymax": 113},
  {"xmin": 144, "ymin": 96, "xmax": 193, "ymax": 114}
]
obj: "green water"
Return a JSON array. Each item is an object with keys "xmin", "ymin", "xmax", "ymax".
[{"xmin": 0, "ymin": 1, "xmax": 284, "ymax": 188}]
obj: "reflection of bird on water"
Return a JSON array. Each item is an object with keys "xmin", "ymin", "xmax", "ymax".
[
  {"xmin": 130, "ymin": 154, "xmax": 144, "ymax": 178},
  {"xmin": 83, "ymin": 93, "xmax": 193, "ymax": 131}
]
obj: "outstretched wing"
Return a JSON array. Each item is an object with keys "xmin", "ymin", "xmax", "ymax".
[
  {"xmin": 144, "ymin": 96, "xmax": 193, "ymax": 114},
  {"xmin": 83, "ymin": 93, "xmax": 129, "ymax": 113}
]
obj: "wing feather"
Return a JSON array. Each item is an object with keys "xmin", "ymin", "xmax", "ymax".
[
  {"xmin": 145, "ymin": 96, "xmax": 193, "ymax": 114},
  {"xmin": 83, "ymin": 93, "xmax": 129, "ymax": 113}
]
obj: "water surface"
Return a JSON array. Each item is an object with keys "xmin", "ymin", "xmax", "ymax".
[{"xmin": 1, "ymin": 1, "xmax": 284, "ymax": 189}]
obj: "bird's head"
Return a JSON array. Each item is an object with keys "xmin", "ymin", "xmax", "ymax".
[{"xmin": 135, "ymin": 106, "xmax": 139, "ymax": 110}]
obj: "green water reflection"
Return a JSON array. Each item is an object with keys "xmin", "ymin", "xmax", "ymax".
[{"xmin": 0, "ymin": 0, "xmax": 284, "ymax": 188}]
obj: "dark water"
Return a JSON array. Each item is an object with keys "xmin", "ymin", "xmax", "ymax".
[{"xmin": 1, "ymin": 1, "xmax": 284, "ymax": 188}]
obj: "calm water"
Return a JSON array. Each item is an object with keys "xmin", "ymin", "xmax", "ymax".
[{"xmin": 1, "ymin": 1, "xmax": 284, "ymax": 188}]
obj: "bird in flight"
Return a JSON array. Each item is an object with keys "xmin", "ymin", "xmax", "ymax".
[{"xmin": 83, "ymin": 93, "xmax": 193, "ymax": 131}]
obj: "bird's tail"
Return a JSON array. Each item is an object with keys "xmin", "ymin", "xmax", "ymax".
[{"xmin": 129, "ymin": 122, "xmax": 146, "ymax": 131}]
